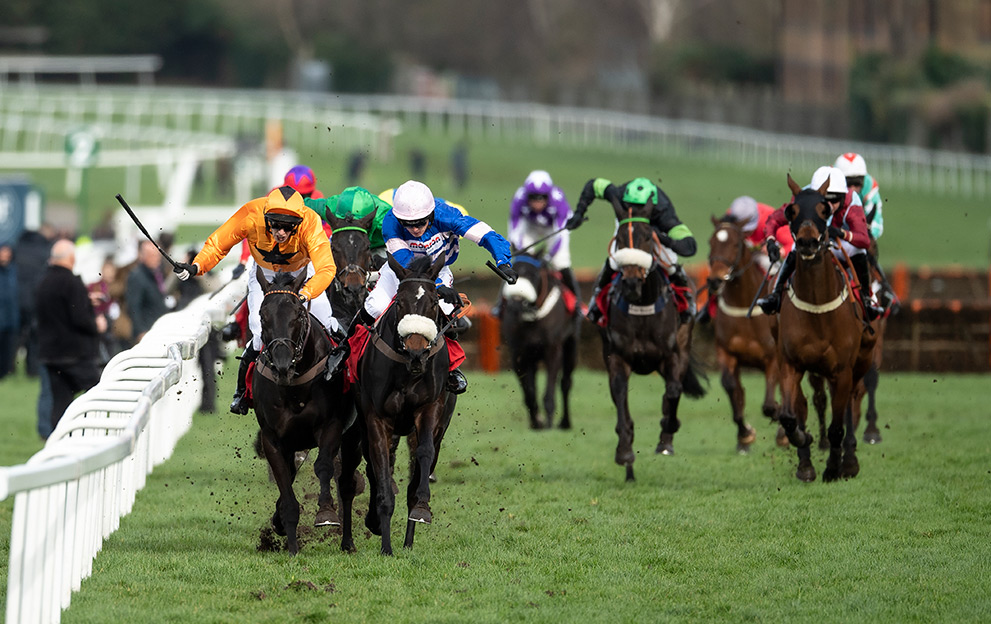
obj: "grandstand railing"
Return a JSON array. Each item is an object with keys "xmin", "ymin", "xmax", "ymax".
[
  {"xmin": 0, "ymin": 275, "xmax": 244, "ymax": 624},
  {"xmin": 2, "ymin": 84, "xmax": 990, "ymax": 199}
]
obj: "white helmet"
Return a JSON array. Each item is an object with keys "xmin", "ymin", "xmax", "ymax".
[
  {"xmin": 834, "ymin": 152, "xmax": 867, "ymax": 177},
  {"xmin": 392, "ymin": 180, "xmax": 435, "ymax": 221},
  {"xmin": 727, "ymin": 196, "xmax": 759, "ymax": 233},
  {"xmin": 810, "ymin": 166, "xmax": 848, "ymax": 195}
]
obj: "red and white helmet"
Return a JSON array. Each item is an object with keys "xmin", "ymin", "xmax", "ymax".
[
  {"xmin": 392, "ymin": 180, "xmax": 436, "ymax": 221},
  {"xmin": 810, "ymin": 166, "xmax": 848, "ymax": 195},
  {"xmin": 834, "ymin": 152, "xmax": 867, "ymax": 177}
]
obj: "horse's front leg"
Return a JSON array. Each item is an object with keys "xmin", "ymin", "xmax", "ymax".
[
  {"xmin": 779, "ymin": 361, "xmax": 815, "ymax": 482},
  {"xmin": 559, "ymin": 335, "xmax": 576, "ymax": 430},
  {"xmin": 718, "ymin": 348, "xmax": 755, "ymax": 454},
  {"xmin": 606, "ymin": 354, "xmax": 635, "ymax": 481},
  {"xmin": 404, "ymin": 401, "xmax": 444, "ymax": 550},
  {"xmin": 657, "ymin": 352, "xmax": 685, "ymax": 457},
  {"xmin": 365, "ymin": 416, "xmax": 396, "ymax": 555},
  {"xmin": 862, "ymin": 364, "xmax": 882, "ymax": 444},
  {"xmin": 761, "ymin": 352, "xmax": 781, "ymax": 421},
  {"xmin": 338, "ymin": 424, "xmax": 363, "ymax": 553},
  {"xmin": 542, "ymin": 344, "xmax": 563, "ymax": 430},
  {"xmin": 260, "ymin": 433, "xmax": 302, "ymax": 554},
  {"xmin": 313, "ymin": 419, "xmax": 345, "ymax": 528},
  {"xmin": 824, "ymin": 374, "xmax": 855, "ymax": 482},
  {"xmin": 515, "ymin": 355, "xmax": 541, "ymax": 429},
  {"xmin": 810, "ymin": 374, "xmax": 829, "ymax": 450}
]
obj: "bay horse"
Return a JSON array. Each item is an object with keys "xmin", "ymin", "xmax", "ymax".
[
  {"xmin": 339, "ymin": 253, "xmax": 457, "ymax": 555},
  {"xmin": 326, "ymin": 211, "xmax": 376, "ymax": 332},
  {"xmin": 597, "ymin": 196, "xmax": 707, "ymax": 481},
  {"xmin": 775, "ymin": 175, "xmax": 879, "ymax": 482},
  {"xmin": 499, "ymin": 252, "xmax": 577, "ymax": 430},
  {"xmin": 252, "ymin": 268, "xmax": 354, "ymax": 554},
  {"xmin": 704, "ymin": 215, "xmax": 778, "ymax": 452}
]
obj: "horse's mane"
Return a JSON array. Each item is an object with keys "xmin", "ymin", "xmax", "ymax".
[
  {"xmin": 406, "ymin": 255, "xmax": 434, "ymax": 275},
  {"xmin": 269, "ymin": 272, "xmax": 297, "ymax": 289}
]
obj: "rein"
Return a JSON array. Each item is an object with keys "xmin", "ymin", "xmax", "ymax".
[
  {"xmin": 259, "ymin": 288, "xmax": 312, "ymax": 378},
  {"xmin": 369, "ymin": 276, "xmax": 455, "ymax": 365}
]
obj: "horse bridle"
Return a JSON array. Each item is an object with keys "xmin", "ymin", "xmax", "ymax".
[
  {"xmin": 260, "ymin": 289, "xmax": 311, "ymax": 370},
  {"xmin": 331, "ymin": 225, "xmax": 371, "ymax": 291},
  {"xmin": 609, "ymin": 214, "xmax": 664, "ymax": 272},
  {"xmin": 709, "ymin": 222, "xmax": 757, "ymax": 284},
  {"xmin": 370, "ymin": 277, "xmax": 451, "ymax": 365}
]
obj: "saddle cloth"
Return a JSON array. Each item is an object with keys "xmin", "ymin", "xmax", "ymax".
[
  {"xmin": 593, "ymin": 272, "xmax": 690, "ymax": 328},
  {"xmin": 345, "ymin": 324, "xmax": 466, "ymax": 386}
]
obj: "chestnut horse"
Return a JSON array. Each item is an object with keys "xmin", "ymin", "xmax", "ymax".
[
  {"xmin": 499, "ymin": 253, "xmax": 577, "ymax": 430},
  {"xmin": 704, "ymin": 215, "xmax": 779, "ymax": 453},
  {"xmin": 252, "ymin": 269, "xmax": 354, "ymax": 554},
  {"xmin": 339, "ymin": 254, "xmax": 457, "ymax": 555},
  {"xmin": 597, "ymin": 197, "xmax": 706, "ymax": 482},
  {"xmin": 775, "ymin": 175, "xmax": 879, "ymax": 482}
]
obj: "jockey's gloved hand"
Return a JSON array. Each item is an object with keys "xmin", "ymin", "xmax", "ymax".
[
  {"xmin": 565, "ymin": 211, "xmax": 586, "ymax": 231},
  {"xmin": 298, "ymin": 293, "xmax": 309, "ymax": 304},
  {"xmin": 437, "ymin": 285, "xmax": 461, "ymax": 306},
  {"xmin": 656, "ymin": 231, "xmax": 674, "ymax": 248},
  {"xmin": 766, "ymin": 239, "xmax": 781, "ymax": 264},
  {"xmin": 498, "ymin": 263, "xmax": 517, "ymax": 284},
  {"xmin": 231, "ymin": 263, "xmax": 246, "ymax": 279},
  {"xmin": 827, "ymin": 226, "xmax": 846, "ymax": 241},
  {"xmin": 173, "ymin": 262, "xmax": 198, "ymax": 281}
]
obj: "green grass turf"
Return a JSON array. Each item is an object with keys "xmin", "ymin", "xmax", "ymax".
[{"xmin": 2, "ymin": 366, "xmax": 989, "ymax": 623}]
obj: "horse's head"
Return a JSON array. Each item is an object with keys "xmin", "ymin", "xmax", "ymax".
[
  {"xmin": 706, "ymin": 214, "xmax": 748, "ymax": 292},
  {"xmin": 785, "ymin": 174, "xmax": 831, "ymax": 262},
  {"xmin": 610, "ymin": 196, "xmax": 657, "ymax": 300},
  {"xmin": 500, "ymin": 254, "xmax": 545, "ymax": 320},
  {"xmin": 386, "ymin": 252, "xmax": 446, "ymax": 375},
  {"xmin": 257, "ymin": 267, "xmax": 310, "ymax": 383},
  {"xmin": 328, "ymin": 212, "xmax": 375, "ymax": 301}
]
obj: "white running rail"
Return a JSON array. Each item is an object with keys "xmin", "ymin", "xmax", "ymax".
[{"xmin": 0, "ymin": 275, "xmax": 245, "ymax": 624}]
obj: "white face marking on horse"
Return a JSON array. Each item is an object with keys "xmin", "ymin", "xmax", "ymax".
[
  {"xmin": 416, "ymin": 285, "xmax": 425, "ymax": 300},
  {"xmin": 716, "ymin": 229, "xmax": 729, "ymax": 242}
]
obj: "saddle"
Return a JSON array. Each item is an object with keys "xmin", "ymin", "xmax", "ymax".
[{"xmin": 593, "ymin": 270, "xmax": 687, "ymax": 328}]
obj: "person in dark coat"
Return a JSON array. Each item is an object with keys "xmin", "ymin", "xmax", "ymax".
[
  {"xmin": 0, "ymin": 244, "xmax": 18, "ymax": 379},
  {"xmin": 14, "ymin": 225, "xmax": 54, "ymax": 376},
  {"xmin": 126, "ymin": 240, "xmax": 169, "ymax": 342},
  {"xmin": 35, "ymin": 239, "xmax": 105, "ymax": 433}
]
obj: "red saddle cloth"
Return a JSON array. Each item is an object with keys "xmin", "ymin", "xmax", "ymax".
[
  {"xmin": 593, "ymin": 276, "xmax": 691, "ymax": 328},
  {"xmin": 345, "ymin": 324, "xmax": 466, "ymax": 386}
]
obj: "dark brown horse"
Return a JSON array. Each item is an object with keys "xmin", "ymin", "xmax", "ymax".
[
  {"xmin": 499, "ymin": 253, "xmax": 577, "ymax": 430},
  {"xmin": 597, "ymin": 197, "xmax": 707, "ymax": 481},
  {"xmin": 326, "ymin": 211, "xmax": 376, "ymax": 332},
  {"xmin": 704, "ymin": 215, "xmax": 779, "ymax": 453},
  {"xmin": 339, "ymin": 253, "xmax": 457, "ymax": 555},
  {"xmin": 775, "ymin": 175, "xmax": 879, "ymax": 482},
  {"xmin": 252, "ymin": 269, "xmax": 354, "ymax": 554}
]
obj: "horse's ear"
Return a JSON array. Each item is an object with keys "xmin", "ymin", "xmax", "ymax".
[
  {"xmin": 326, "ymin": 212, "xmax": 344, "ymax": 230},
  {"xmin": 428, "ymin": 252, "xmax": 446, "ymax": 280},
  {"xmin": 386, "ymin": 252, "xmax": 408, "ymax": 280},
  {"xmin": 358, "ymin": 212, "xmax": 376, "ymax": 233},
  {"xmin": 643, "ymin": 196, "xmax": 654, "ymax": 215},
  {"xmin": 291, "ymin": 269, "xmax": 307, "ymax": 293},
  {"xmin": 787, "ymin": 173, "xmax": 802, "ymax": 195},
  {"xmin": 255, "ymin": 266, "xmax": 269, "ymax": 292},
  {"xmin": 816, "ymin": 178, "xmax": 830, "ymax": 197},
  {"xmin": 784, "ymin": 203, "xmax": 799, "ymax": 223},
  {"xmin": 711, "ymin": 215, "xmax": 720, "ymax": 227}
]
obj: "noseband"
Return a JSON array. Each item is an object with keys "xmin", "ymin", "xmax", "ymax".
[
  {"xmin": 261, "ymin": 289, "xmax": 310, "ymax": 370},
  {"xmin": 370, "ymin": 277, "xmax": 449, "ymax": 365}
]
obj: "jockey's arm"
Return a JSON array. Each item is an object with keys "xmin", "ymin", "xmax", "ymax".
[
  {"xmin": 297, "ymin": 213, "xmax": 337, "ymax": 301},
  {"xmin": 650, "ymin": 194, "xmax": 696, "ymax": 258},
  {"xmin": 440, "ymin": 203, "xmax": 512, "ymax": 266},
  {"xmin": 193, "ymin": 201, "xmax": 255, "ymax": 274},
  {"xmin": 837, "ymin": 205, "xmax": 872, "ymax": 250}
]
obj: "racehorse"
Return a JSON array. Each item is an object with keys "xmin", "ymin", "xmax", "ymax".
[
  {"xmin": 704, "ymin": 215, "xmax": 778, "ymax": 452},
  {"xmin": 775, "ymin": 175, "xmax": 879, "ymax": 482},
  {"xmin": 326, "ymin": 211, "xmax": 376, "ymax": 332},
  {"xmin": 339, "ymin": 253, "xmax": 457, "ymax": 555},
  {"xmin": 252, "ymin": 269, "xmax": 354, "ymax": 554},
  {"xmin": 596, "ymin": 196, "xmax": 707, "ymax": 481},
  {"xmin": 499, "ymin": 252, "xmax": 577, "ymax": 430}
]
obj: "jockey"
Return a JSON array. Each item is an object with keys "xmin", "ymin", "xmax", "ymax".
[
  {"xmin": 283, "ymin": 165, "xmax": 325, "ymax": 200},
  {"xmin": 508, "ymin": 170, "xmax": 579, "ymax": 299},
  {"xmin": 834, "ymin": 152, "xmax": 896, "ymax": 309},
  {"xmin": 696, "ymin": 195, "xmax": 793, "ymax": 324},
  {"xmin": 566, "ymin": 176, "xmax": 697, "ymax": 324},
  {"xmin": 329, "ymin": 180, "xmax": 515, "ymax": 394},
  {"xmin": 755, "ymin": 166, "xmax": 882, "ymax": 321},
  {"xmin": 304, "ymin": 186, "xmax": 392, "ymax": 260},
  {"xmin": 173, "ymin": 186, "xmax": 339, "ymax": 414}
]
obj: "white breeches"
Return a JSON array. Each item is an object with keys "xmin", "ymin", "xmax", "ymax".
[
  {"xmin": 247, "ymin": 263, "xmax": 338, "ymax": 351},
  {"xmin": 364, "ymin": 261, "xmax": 455, "ymax": 319}
]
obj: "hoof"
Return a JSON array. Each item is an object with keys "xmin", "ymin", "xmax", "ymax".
[
  {"xmin": 625, "ymin": 465, "xmax": 635, "ymax": 482},
  {"xmin": 341, "ymin": 539, "xmax": 356, "ymax": 553},
  {"xmin": 315, "ymin": 507, "xmax": 341, "ymax": 527},
  {"xmin": 408, "ymin": 503, "xmax": 432, "ymax": 524},
  {"xmin": 740, "ymin": 424, "xmax": 757, "ymax": 446},
  {"xmin": 736, "ymin": 442, "xmax": 751, "ymax": 455},
  {"xmin": 294, "ymin": 450, "xmax": 309, "ymax": 469},
  {"xmin": 365, "ymin": 513, "xmax": 382, "ymax": 536},
  {"xmin": 818, "ymin": 437, "xmax": 830, "ymax": 451},
  {"xmin": 428, "ymin": 472, "xmax": 438, "ymax": 483},
  {"xmin": 655, "ymin": 443, "xmax": 674, "ymax": 456},
  {"xmin": 271, "ymin": 511, "xmax": 286, "ymax": 536},
  {"xmin": 822, "ymin": 467, "xmax": 840, "ymax": 482},
  {"xmin": 775, "ymin": 426, "xmax": 789, "ymax": 448},
  {"xmin": 796, "ymin": 462, "xmax": 816, "ymax": 482},
  {"xmin": 863, "ymin": 427, "xmax": 882, "ymax": 445},
  {"xmin": 841, "ymin": 456, "xmax": 860, "ymax": 479}
]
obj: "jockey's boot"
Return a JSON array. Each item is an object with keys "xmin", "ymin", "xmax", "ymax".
[
  {"xmin": 668, "ymin": 264, "xmax": 695, "ymax": 324},
  {"xmin": 755, "ymin": 251, "xmax": 796, "ymax": 315},
  {"xmin": 559, "ymin": 266, "xmax": 583, "ymax": 332},
  {"xmin": 447, "ymin": 367, "xmax": 468, "ymax": 395},
  {"xmin": 868, "ymin": 252, "xmax": 899, "ymax": 314},
  {"xmin": 229, "ymin": 346, "xmax": 258, "ymax": 415},
  {"xmin": 852, "ymin": 254, "xmax": 883, "ymax": 321},
  {"xmin": 325, "ymin": 308, "xmax": 374, "ymax": 380},
  {"xmin": 585, "ymin": 260, "xmax": 615, "ymax": 324},
  {"xmin": 220, "ymin": 321, "xmax": 241, "ymax": 343}
]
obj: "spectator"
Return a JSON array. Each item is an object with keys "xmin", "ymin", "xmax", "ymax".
[
  {"xmin": 347, "ymin": 151, "xmax": 366, "ymax": 186},
  {"xmin": 126, "ymin": 240, "xmax": 170, "ymax": 342},
  {"xmin": 87, "ymin": 256, "xmax": 123, "ymax": 365},
  {"xmin": 14, "ymin": 224, "xmax": 54, "ymax": 376},
  {"xmin": 0, "ymin": 244, "xmax": 18, "ymax": 379},
  {"xmin": 35, "ymin": 239, "xmax": 106, "ymax": 434},
  {"xmin": 451, "ymin": 141, "xmax": 468, "ymax": 189}
]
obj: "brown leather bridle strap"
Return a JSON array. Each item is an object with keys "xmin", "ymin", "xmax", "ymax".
[
  {"xmin": 255, "ymin": 353, "xmax": 329, "ymax": 385},
  {"xmin": 370, "ymin": 330, "xmax": 445, "ymax": 364}
]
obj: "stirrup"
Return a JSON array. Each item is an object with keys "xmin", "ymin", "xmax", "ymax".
[{"xmin": 446, "ymin": 369, "xmax": 468, "ymax": 395}]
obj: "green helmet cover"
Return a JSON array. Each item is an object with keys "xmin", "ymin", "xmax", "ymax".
[
  {"xmin": 623, "ymin": 177, "xmax": 658, "ymax": 205},
  {"xmin": 335, "ymin": 187, "xmax": 376, "ymax": 218}
]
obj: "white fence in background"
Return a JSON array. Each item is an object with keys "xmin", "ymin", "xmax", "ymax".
[
  {"xmin": 0, "ymin": 276, "xmax": 244, "ymax": 624},
  {"xmin": 1, "ymin": 85, "xmax": 990, "ymax": 199}
]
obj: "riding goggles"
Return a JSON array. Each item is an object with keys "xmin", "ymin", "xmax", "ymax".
[
  {"xmin": 398, "ymin": 216, "xmax": 431, "ymax": 229},
  {"xmin": 265, "ymin": 214, "xmax": 303, "ymax": 233},
  {"xmin": 824, "ymin": 193, "xmax": 844, "ymax": 204}
]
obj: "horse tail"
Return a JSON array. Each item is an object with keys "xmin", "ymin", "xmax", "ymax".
[{"xmin": 681, "ymin": 351, "xmax": 709, "ymax": 399}]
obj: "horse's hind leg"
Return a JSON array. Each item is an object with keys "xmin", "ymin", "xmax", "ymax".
[
  {"xmin": 405, "ymin": 403, "xmax": 443, "ymax": 549},
  {"xmin": 862, "ymin": 364, "xmax": 882, "ymax": 444},
  {"xmin": 313, "ymin": 426, "xmax": 343, "ymax": 528},
  {"xmin": 657, "ymin": 363, "xmax": 683, "ymax": 457},
  {"xmin": 606, "ymin": 354, "xmax": 636, "ymax": 481},
  {"xmin": 338, "ymin": 427, "xmax": 363, "ymax": 553},
  {"xmin": 719, "ymin": 351, "xmax": 755, "ymax": 454},
  {"xmin": 559, "ymin": 336, "xmax": 576, "ymax": 430},
  {"xmin": 261, "ymin": 435, "xmax": 302, "ymax": 554},
  {"xmin": 841, "ymin": 401, "xmax": 860, "ymax": 479},
  {"xmin": 543, "ymin": 345, "xmax": 563, "ymax": 430},
  {"xmin": 823, "ymin": 375, "xmax": 854, "ymax": 483},
  {"xmin": 515, "ymin": 358, "xmax": 542, "ymax": 430},
  {"xmin": 810, "ymin": 374, "xmax": 829, "ymax": 451}
]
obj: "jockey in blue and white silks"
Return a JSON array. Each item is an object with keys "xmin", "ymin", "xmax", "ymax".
[{"xmin": 364, "ymin": 180, "xmax": 513, "ymax": 319}]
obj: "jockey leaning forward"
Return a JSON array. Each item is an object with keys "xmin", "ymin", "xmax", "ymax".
[
  {"xmin": 173, "ymin": 186, "xmax": 339, "ymax": 414},
  {"xmin": 566, "ymin": 176, "xmax": 698, "ymax": 324},
  {"xmin": 304, "ymin": 186, "xmax": 392, "ymax": 264},
  {"xmin": 754, "ymin": 166, "xmax": 883, "ymax": 321},
  {"xmin": 327, "ymin": 180, "xmax": 515, "ymax": 395}
]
